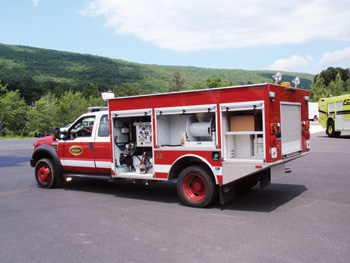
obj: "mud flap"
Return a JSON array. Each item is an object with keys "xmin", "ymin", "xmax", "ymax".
[
  {"xmin": 259, "ymin": 168, "xmax": 271, "ymax": 188},
  {"xmin": 219, "ymin": 182, "xmax": 236, "ymax": 205}
]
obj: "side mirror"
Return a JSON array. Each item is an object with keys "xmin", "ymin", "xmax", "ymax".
[{"xmin": 52, "ymin": 128, "xmax": 60, "ymax": 141}]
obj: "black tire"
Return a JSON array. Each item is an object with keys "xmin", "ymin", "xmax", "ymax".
[
  {"xmin": 35, "ymin": 158, "xmax": 58, "ymax": 188},
  {"xmin": 327, "ymin": 120, "xmax": 341, "ymax": 137},
  {"xmin": 177, "ymin": 165, "xmax": 217, "ymax": 208}
]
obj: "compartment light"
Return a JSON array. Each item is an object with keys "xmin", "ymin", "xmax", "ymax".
[
  {"xmin": 292, "ymin": 77, "xmax": 300, "ymax": 88},
  {"xmin": 101, "ymin": 91, "xmax": 115, "ymax": 101},
  {"xmin": 272, "ymin": 72, "xmax": 282, "ymax": 84}
]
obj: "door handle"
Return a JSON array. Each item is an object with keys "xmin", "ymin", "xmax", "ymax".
[{"xmin": 89, "ymin": 142, "xmax": 93, "ymax": 150}]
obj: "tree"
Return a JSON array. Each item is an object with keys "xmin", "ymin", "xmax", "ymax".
[
  {"xmin": 310, "ymin": 75, "xmax": 328, "ymax": 101},
  {"xmin": 114, "ymin": 83, "xmax": 141, "ymax": 97},
  {"xmin": 52, "ymin": 85, "xmax": 65, "ymax": 98},
  {"xmin": 82, "ymin": 82, "xmax": 100, "ymax": 99},
  {"xmin": 310, "ymin": 68, "xmax": 350, "ymax": 101},
  {"xmin": 25, "ymin": 93, "xmax": 58, "ymax": 135},
  {"xmin": 316, "ymin": 67, "xmax": 350, "ymax": 86},
  {"xmin": 171, "ymin": 70, "xmax": 186, "ymax": 91},
  {"xmin": 0, "ymin": 83, "xmax": 28, "ymax": 136},
  {"xmin": 206, "ymin": 77, "xmax": 234, "ymax": 89},
  {"xmin": 55, "ymin": 91, "xmax": 89, "ymax": 127},
  {"xmin": 206, "ymin": 77, "xmax": 223, "ymax": 88},
  {"xmin": 328, "ymin": 73, "xmax": 346, "ymax": 97}
]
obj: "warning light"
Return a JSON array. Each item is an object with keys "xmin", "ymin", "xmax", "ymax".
[
  {"xmin": 303, "ymin": 121, "xmax": 310, "ymax": 130},
  {"xmin": 270, "ymin": 123, "xmax": 277, "ymax": 135}
]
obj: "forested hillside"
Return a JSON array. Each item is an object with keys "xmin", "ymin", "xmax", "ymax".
[
  {"xmin": 0, "ymin": 43, "xmax": 319, "ymax": 137},
  {"xmin": 0, "ymin": 43, "xmax": 313, "ymax": 104}
]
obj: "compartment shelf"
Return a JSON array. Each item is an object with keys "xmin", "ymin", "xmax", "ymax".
[
  {"xmin": 225, "ymin": 131, "xmax": 263, "ymax": 135},
  {"xmin": 221, "ymin": 107, "xmax": 264, "ymax": 161}
]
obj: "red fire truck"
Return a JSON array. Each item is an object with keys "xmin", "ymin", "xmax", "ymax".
[{"xmin": 31, "ymin": 83, "xmax": 310, "ymax": 207}]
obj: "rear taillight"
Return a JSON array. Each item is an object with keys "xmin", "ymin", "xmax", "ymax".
[
  {"xmin": 302, "ymin": 121, "xmax": 311, "ymax": 149},
  {"xmin": 270, "ymin": 135, "xmax": 277, "ymax": 146},
  {"xmin": 270, "ymin": 123, "xmax": 281, "ymax": 159},
  {"xmin": 302, "ymin": 121, "xmax": 310, "ymax": 139}
]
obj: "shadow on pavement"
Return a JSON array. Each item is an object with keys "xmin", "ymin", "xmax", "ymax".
[
  {"xmin": 219, "ymin": 183, "xmax": 308, "ymax": 212},
  {"xmin": 0, "ymin": 156, "xmax": 31, "ymax": 167},
  {"xmin": 62, "ymin": 178, "xmax": 307, "ymax": 212}
]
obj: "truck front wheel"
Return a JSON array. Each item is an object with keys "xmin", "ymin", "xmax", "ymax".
[
  {"xmin": 177, "ymin": 165, "xmax": 217, "ymax": 208},
  {"xmin": 327, "ymin": 120, "xmax": 341, "ymax": 137},
  {"xmin": 35, "ymin": 158, "xmax": 58, "ymax": 188}
]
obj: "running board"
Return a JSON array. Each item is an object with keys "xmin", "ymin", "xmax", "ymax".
[{"xmin": 62, "ymin": 173, "xmax": 112, "ymax": 181}]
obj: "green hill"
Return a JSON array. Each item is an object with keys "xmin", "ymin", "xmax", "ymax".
[{"xmin": 0, "ymin": 43, "xmax": 314, "ymax": 103}]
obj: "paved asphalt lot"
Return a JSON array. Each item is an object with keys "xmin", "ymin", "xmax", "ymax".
[{"xmin": 1, "ymin": 125, "xmax": 349, "ymax": 263}]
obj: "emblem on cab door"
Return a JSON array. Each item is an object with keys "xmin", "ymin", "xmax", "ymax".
[
  {"xmin": 69, "ymin": 145, "xmax": 83, "ymax": 156},
  {"xmin": 155, "ymin": 153, "xmax": 163, "ymax": 159}
]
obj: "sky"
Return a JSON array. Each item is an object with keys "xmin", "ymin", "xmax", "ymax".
[{"xmin": 0, "ymin": 0, "xmax": 350, "ymax": 75}]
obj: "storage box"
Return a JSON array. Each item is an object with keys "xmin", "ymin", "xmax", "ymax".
[{"xmin": 230, "ymin": 115, "xmax": 255, "ymax": 131}]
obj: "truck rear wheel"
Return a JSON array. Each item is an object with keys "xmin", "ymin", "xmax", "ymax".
[
  {"xmin": 177, "ymin": 165, "xmax": 217, "ymax": 208},
  {"xmin": 35, "ymin": 158, "xmax": 58, "ymax": 188}
]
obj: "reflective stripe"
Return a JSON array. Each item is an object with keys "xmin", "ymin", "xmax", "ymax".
[
  {"xmin": 95, "ymin": 161, "xmax": 111, "ymax": 169},
  {"xmin": 61, "ymin": 160, "xmax": 111, "ymax": 169},
  {"xmin": 154, "ymin": 165, "xmax": 171, "ymax": 173},
  {"xmin": 61, "ymin": 160, "xmax": 95, "ymax": 168}
]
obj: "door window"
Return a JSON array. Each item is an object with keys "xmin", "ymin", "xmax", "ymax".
[
  {"xmin": 69, "ymin": 116, "xmax": 95, "ymax": 139},
  {"xmin": 98, "ymin": 114, "xmax": 110, "ymax": 137}
]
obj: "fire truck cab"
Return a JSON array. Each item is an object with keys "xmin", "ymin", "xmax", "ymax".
[{"xmin": 31, "ymin": 83, "xmax": 310, "ymax": 207}]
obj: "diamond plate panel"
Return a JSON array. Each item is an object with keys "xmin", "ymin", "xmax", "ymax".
[
  {"xmin": 222, "ymin": 162, "xmax": 268, "ymax": 184},
  {"xmin": 270, "ymin": 163, "xmax": 286, "ymax": 183}
]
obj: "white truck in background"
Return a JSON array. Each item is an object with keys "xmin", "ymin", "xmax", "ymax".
[{"xmin": 308, "ymin": 102, "xmax": 319, "ymax": 121}]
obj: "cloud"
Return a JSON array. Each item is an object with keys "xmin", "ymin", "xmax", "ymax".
[
  {"xmin": 319, "ymin": 47, "xmax": 350, "ymax": 67},
  {"xmin": 81, "ymin": 0, "xmax": 350, "ymax": 51},
  {"xmin": 33, "ymin": 0, "xmax": 40, "ymax": 7},
  {"xmin": 265, "ymin": 55, "xmax": 313, "ymax": 72}
]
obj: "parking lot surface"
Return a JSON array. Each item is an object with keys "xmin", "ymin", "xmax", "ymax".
[{"xmin": 0, "ymin": 130, "xmax": 349, "ymax": 263}]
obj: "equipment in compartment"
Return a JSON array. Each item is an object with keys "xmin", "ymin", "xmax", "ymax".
[
  {"xmin": 114, "ymin": 117, "xmax": 153, "ymax": 174},
  {"xmin": 134, "ymin": 122, "xmax": 152, "ymax": 147},
  {"xmin": 186, "ymin": 116, "xmax": 215, "ymax": 141},
  {"xmin": 156, "ymin": 111, "xmax": 216, "ymax": 148},
  {"xmin": 113, "ymin": 119, "xmax": 129, "ymax": 150},
  {"xmin": 223, "ymin": 108, "xmax": 264, "ymax": 160}
]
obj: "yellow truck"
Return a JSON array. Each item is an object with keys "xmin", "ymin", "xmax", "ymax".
[{"xmin": 318, "ymin": 94, "xmax": 350, "ymax": 137}]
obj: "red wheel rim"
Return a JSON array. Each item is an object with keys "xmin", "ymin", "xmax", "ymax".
[
  {"xmin": 37, "ymin": 164, "xmax": 51, "ymax": 185},
  {"xmin": 183, "ymin": 173, "xmax": 207, "ymax": 201}
]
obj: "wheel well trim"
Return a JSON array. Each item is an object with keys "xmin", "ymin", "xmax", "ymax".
[
  {"xmin": 32, "ymin": 145, "xmax": 63, "ymax": 175},
  {"xmin": 169, "ymin": 154, "xmax": 218, "ymax": 184},
  {"xmin": 327, "ymin": 117, "xmax": 335, "ymax": 123}
]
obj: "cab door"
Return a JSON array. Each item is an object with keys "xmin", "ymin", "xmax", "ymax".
[{"xmin": 61, "ymin": 115, "xmax": 98, "ymax": 173}]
